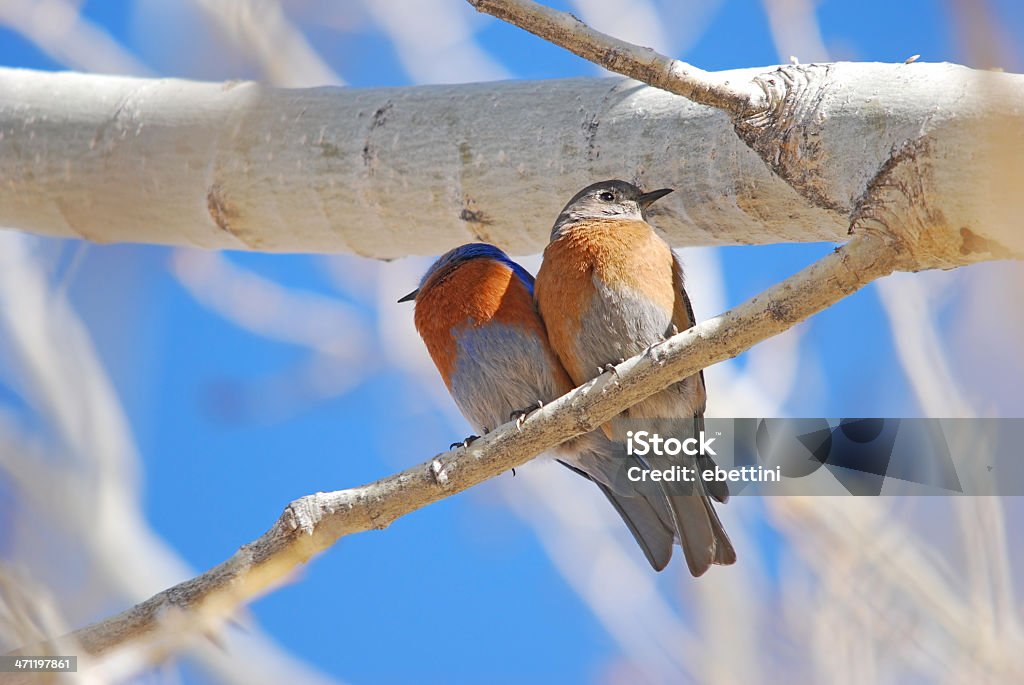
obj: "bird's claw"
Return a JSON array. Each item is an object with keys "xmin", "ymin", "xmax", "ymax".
[
  {"xmin": 647, "ymin": 328, "xmax": 680, "ymax": 358},
  {"xmin": 450, "ymin": 435, "xmax": 480, "ymax": 450},
  {"xmin": 510, "ymin": 400, "xmax": 544, "ymax": 429},
  {"xmin": 597, "ymin": 360, "xmax": 625, "ymax": 384}
]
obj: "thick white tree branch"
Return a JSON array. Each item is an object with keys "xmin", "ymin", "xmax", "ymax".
[{"xmin": 0, "ymin": 61, "xmax": 1021, "ymax": 258}]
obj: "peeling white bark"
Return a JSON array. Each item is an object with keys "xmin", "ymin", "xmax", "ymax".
[{"xmin": 0, "ymin": 63, "xmax": 1021, "ymax": 259}]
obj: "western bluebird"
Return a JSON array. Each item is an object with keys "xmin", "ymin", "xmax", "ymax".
[
  {"xmin": 534, "ymin": 180, "xmax": 736, "ymax": 576},
  {"xmin": 401, "ymin": 242, "xmax": 689, "ymax": 571}
]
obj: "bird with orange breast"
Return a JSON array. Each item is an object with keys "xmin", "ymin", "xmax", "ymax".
[
  {"xmin": 401, "ymin": 242, "xmax": 693, "ymax": 571},
  {"xmin": 535, "ymin": 180, "xmax": 736, "ymax": 576}
]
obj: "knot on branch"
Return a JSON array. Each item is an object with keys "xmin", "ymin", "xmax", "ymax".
[
  {"xmin": 284, "ymin": 495, "xmax": 322, "ymax": 536},
  {"xmin": 430, "ymin": 458, "xmax": 451, "ymax": 486},
  {"xmin": 734, "ymin": 64, "xmax": 845, "ymax": 214},
  {"xmin": 850, "ymin": 137, "xmax": 1013, "ymax": 270}
]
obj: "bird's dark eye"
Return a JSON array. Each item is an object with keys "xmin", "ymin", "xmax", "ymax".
[{"xmin": 598, "ymin": 191, "xmax": 615, "ymax": 202}]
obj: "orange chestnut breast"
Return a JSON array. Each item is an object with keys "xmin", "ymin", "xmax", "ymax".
[{"xmin": 414, "ymin": 258, "xmax": 545, "ymax": 387}]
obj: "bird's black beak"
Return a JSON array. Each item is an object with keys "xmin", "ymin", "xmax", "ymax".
[
  {"xmin": 397, "ymin": 289, "xmax": 418, "ymax": 303},
  {"xmin": 637, "ymin": 188, "xmax": 673, "ymax": 208}
]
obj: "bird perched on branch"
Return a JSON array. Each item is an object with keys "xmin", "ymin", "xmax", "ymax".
[
  {"xmin": 400, "ymin": 242, "xmax": 695, "ymax": 571},
  {"xmin": 534, "ymin": 180, "xmax": 735, "ymax": 576}
]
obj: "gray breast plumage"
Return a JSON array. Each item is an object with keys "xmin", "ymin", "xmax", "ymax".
[
  {"xmin": 575, "ymin": 275, "xmax": 703, "ymax": 429},
  {"xmin": 573, "ymin": 273, "xmax": 675, "ymax": 375},
  {"xmin": 448, "ymin": 323, "xmax": 563, "ymax": 433}
]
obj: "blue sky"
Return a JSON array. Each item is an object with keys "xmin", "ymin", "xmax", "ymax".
[{"xmin": 1, "ymin": 2, "xmax": 1022, "ymax": 684}]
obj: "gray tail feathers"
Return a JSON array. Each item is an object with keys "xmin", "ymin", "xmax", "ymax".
[
  {"xmin": 696, "ymin": 414, "xmax": 729, "ymax": 503},
  {"xmin": 700, "ymin": 454, "xmax": 730, "ymax": 504},
  {"xmin": 558, "ymin": 460, "xmax": 675, "ymax": 571},
  {"xmin": 664, "ymin": 486, "xmax": 736, "ymax": 576},
  {"xmin": 660, "ymin": 414, "xmax": 736, "ymax": 575},
  {"xmin": 557, "ymin": 422, "xmax": 736, "ymax": 575}
]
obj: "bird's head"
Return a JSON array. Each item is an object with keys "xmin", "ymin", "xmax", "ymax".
[{"xmin": 551, "ymin": 180, "xmax": 673, "ymax": 238}]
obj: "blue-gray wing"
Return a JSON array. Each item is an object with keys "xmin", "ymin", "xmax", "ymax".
[{"xmin": 558, "ymin": 460, "xmax": 675, "ymax": 572}]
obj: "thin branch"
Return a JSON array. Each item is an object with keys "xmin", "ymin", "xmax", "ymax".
[
  {"xmin": 16, "ymin": 232, "xmax": 900, "ymax": 658},
  {"xmin": 466, "ymin": 0, "xmax": 766, "ymax": 115}
]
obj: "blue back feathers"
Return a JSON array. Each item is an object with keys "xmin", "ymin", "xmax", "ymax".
[{"xmin": 420, "ymin": 243, "xmax": 534, "ymax": 293}]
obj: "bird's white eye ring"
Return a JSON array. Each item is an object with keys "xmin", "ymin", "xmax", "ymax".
[{"xmin": 599, "ymin": 191, "xmax": 615, "ymax": 202}]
